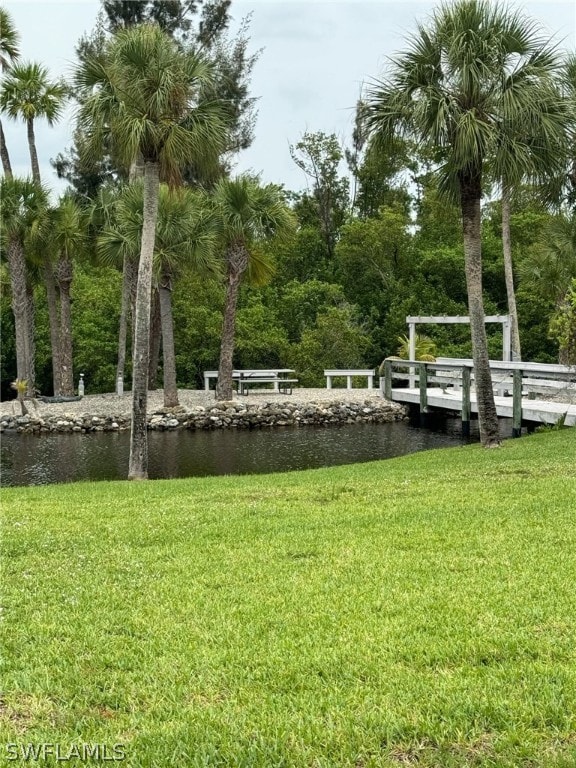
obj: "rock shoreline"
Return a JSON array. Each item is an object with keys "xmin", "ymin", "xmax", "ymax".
[{"xmin": 0, "ymin": 393, "xmax": 407, "ymax": 434}]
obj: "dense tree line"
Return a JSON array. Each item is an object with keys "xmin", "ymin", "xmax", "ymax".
[{"xmin": 1, "ymin": 0, "xmax": 575, "ymax": 468}]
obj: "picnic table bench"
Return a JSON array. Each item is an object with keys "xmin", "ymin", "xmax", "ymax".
[
  {"xmin": 236, "ymin": 370, "xmax": 298, "ymax": 395},
  {"xmin": 203, "ymin": 369, "xmax": 298, "ymax": 395},
  {"xmin": 324, "ymin": 369, "xmax": 375, "ymax": 389}
]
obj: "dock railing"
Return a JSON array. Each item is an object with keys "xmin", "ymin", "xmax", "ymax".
[{"xmin": 382, "ymin": 358, "xmax": 575, "ymax": 437}]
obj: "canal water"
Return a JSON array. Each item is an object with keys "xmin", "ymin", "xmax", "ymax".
[{"xmin": 1, "ymin": 416, "xmax": 515, "ymax": 487}]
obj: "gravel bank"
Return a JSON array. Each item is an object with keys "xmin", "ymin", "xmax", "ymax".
[{"xmin": 0, "ymin": 388, "xmax": 408, "ymax": 434}]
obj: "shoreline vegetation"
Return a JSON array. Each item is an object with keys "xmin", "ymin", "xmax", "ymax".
[{"xmin": 2, "ymin": 430, "xmax": 576, "ymax": 766}]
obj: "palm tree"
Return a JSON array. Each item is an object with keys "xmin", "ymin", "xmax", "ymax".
[
  {"xmin": 519, "ymin": 213, "xmax": 576, "ymax": 321},
  {"xmin": 209, "ymin": 176, "xmax": 295, "ymax": 402},
  {"xmin": 0, "ymin": 7, "xmax": 20, "ymax": 179},
  {"xmin": 76, "ymin": 23, "xmax": 226, "ymax": 478},
  {"xmin": 0, "ymin": 177, "xmax": 48, "ymax": 396},
  {"xmin": 1, "ymin": 61, "xmax": 68, "ymax": 395},
  {"xmin": 0, "ymin": 61, "xmax": 67, "ymax": 184},
  {"xmin": 366, "ymin": 0, "xmax": 567, "ymax": 447},
  {"xmin": 48, "ymin": 196, "xmax": 88, "ymax": 395},
  {"xmin": 0, "ymin": 8, "xmax": 19, "ymax": 71},
  {"xmin": 98, "ymin": 181, "xmax": 217, "ymax": 407},
  {"xmin": 88, "ymin": 184, "xmax": 136, "ymax": 390},
  {"xmin": 497, "ymin": 50, "xmax": 569, "ymax": 362},
  {"xmin": 397, "ymin": 334, "xmax": 437, "ymax": 362}
]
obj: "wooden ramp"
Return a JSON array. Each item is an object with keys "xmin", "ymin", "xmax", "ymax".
[{"xmin": 391, "ymin": 387, "xmax": 576, "ymax": 427}]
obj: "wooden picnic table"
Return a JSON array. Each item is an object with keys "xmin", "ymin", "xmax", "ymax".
[{"xmin": 203, "ymin": 369, "xmax": 297, "ymax": 394}]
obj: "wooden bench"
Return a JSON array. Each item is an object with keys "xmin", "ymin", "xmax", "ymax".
[{"xmin": 324, "ymin": 369, "xmax": 375, "ymax": 389}]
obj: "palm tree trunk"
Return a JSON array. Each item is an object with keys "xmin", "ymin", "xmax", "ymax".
[
  {"xmin": 129, "ymin": 152, "xmax": 145, "ymax": 183},
  {"xmin": 43, "ymin": 262, "xmax": 62, "ymax": 396},
  {"xmin": 27, "ymin": 118, "xmax": 41, "ymax": 185},
  {"xmin": 57, "ymin": 257, "xmax": 74, "ymax": 396},
  {"xmin": 116, "ymin": 255, "xmax": 137, "ymax": 389},
  {"xmin": 158, "ymin": 271, "xmax": 179, "ymax": 407},
  {"xmin": 7, "ymin": 236, "xmax": 31, "ymax": 386},
  {"xmin": 26, "ymin": 115, "xmax": 63, "ymax": 394},
  {"xmin": 216, "ymin": 243, "xmax": 248, "ymax": 402},
  {"xmin": 117, "ymin": 151, "xmax": 144, "ymax": 391},
  {"xmin": 148, "ymin": 287, "xmax": 161, "ymax": 390},
  {"xmin": 459, "ymin": 171, "xmax": 500, "ymax": 447},
  {"xmin": 128, "ymin": 161, "xmax": 160, "ymax": 481},
  {"xmin": 501, "ymin": 184, "xmax": 521, "ymax": 361},
  {"xmin": 0, "ymin": 120, "xmax": 13, "ymax": 179},
  {"xmin": 130, "ymin": 256, "xmax": 138, "ymax": 353},
  {"xmin": 25, "ymin": 278, "xmax": 36, "ymax": 396}
]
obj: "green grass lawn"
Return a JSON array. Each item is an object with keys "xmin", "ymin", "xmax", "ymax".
[{"xmin": 2, "ymin": 430, "xmax": 576, "ymax": 767}]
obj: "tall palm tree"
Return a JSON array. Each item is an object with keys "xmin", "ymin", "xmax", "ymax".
[
  {"xmin": 0, "ymin": 8, "xmax": 19, "ymax": 71},
  {"xmin": 1, "ymin": 61, "xmax": 68, "ymax": 395},
  {"xmin": 76, "ymin": 23, "xmax": 226, "ymax": 478},
  {"xmin": 0, "ymin": 61, "xmax": 67, "ymax": 183},
  {"xmin": 366, "ymin": 0, "xmax": 567, "ymax": 447},
  {"xmin": 98, "ymin": 181, "xmax": 217, "ymax": 407},
  {"xmin": 209, "ymin": 176, "xmax": 295, "ymax": 402},
  {"xmin": 47, "ymin": 196, "xmax": 88, "ymax": 395},
  {"xmin": 497, "ymin": 50, "xmax": 569, "ymax": 362},
  {"xmin": 0, "ymin": 7, "xmax": 20, "ymax": 179},
  {"xmin": 88, "ymin": 183, "xmax": 136, "ymax": 390},
  {"xmin": 0, "ymin": 178, "xmax": 48, "ymax": 396}
]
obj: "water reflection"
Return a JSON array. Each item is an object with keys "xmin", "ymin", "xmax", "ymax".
[{"xmin": 1, "ymin": 417, "xmax": 513, "ymax": 487}]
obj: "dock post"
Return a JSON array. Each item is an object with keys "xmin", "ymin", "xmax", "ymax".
[
  {"xmin": 419, "ymin": 363, "xmax": 428, "ymax": 426},
  {"xmin": 461, "ymin": 366, "xmax": 471, "ymax": 438},
  {"xmin": 512, "ymin": 368, "xmax": 523, "ymax": 437},
  {"xmin": 384, "ymin": 360, "xmax": 392, "ymax": 400}
]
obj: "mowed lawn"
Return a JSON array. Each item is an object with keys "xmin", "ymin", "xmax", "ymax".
[{"xmin": 2, "ymin": 430, "xmax": 576, "ymax": 767}]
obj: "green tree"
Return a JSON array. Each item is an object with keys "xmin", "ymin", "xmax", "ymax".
[
  {"xmin": 335, "ymin": 207, "xmax": 413, "ymax": 315},
  {"xmin": 550, "ymin": 278, "xmax": 576, "ymax": 364},
  {"xmin": 290, "ymin": 131, "xmax": 350, "ymax": 261},
  {"xmin": 1, "ymin": 60, "xmax": 68, "ymax": 395},
  {"xmin": 0, "ymin": 61, "xmax": 67, "ymax": 184},
  {"xmin": 346, "ymin": 101, "xmax": 412, "ymax": 219},
  {"xmin": 289, "ymin": 305, "xmax": 371, "ymax": 387},
  {"xmin": 0, "ymin": 7, "xmax": 20, "ymax": 179},
  {"xmin": 496, "ymin": 50, "xmax": 568, "ymax": 361},
  {"xmin": 519, "ymin": 212, "xmax": 576, "ymax": 362},
  {"xmin": 55, "ymin": 1, "xmax": 258, "ymax": 196},
  {"xmin": 77, "ymin": 22, "xmax": 226, "ymax": 479},
  {"xmin": 208, "ymin": 175, "xmax": 295, "ymax": 401},
  {"xmin": 0, "ymin": 178, "xmax": 48, "ymax": 395},
  {"xmin": 48, "ymin": 196, "xmax": 89, "ymax": 395},
  {"xmin": 98, "ymin": 181, "xmax": 217, "ymax": 407},
  {"xmin": 366, "ymin": 0, "xmax": 567, "ymax": 447},
  {"xmin": 70, "ymin": 264, "xmax": 123, "ymax": 393}
]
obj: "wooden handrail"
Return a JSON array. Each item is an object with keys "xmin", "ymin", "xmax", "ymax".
[{"xmin": 382, "ymin": 357, "xmax": 574, "ymax": 438}]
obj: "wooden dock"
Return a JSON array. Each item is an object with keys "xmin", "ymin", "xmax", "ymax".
[
  {"xmin": 382, "ymin": 358, "xmax": 576, "ymax": 436},
  {"xmin": 390, "ymin": 387, "xmax": 576, "ymax": 427}
]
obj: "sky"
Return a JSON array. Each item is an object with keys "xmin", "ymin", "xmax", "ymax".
[{"xmin": 3, "ymin": 0, "xmax": 576, "ymax": 196}]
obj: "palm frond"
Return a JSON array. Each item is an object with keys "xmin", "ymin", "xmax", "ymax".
[
  {"xmin": 0, "ymin": 8, "xmax": 20, "ymax": 70},
  {"xmin": 365, "ymin": 0, "xmax": 568, "ymax": 202}
]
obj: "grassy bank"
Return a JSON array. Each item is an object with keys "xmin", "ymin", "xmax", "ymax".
[{"xmin": 2, "ymin": 431, "xmax": 576, "ymax": 767}]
